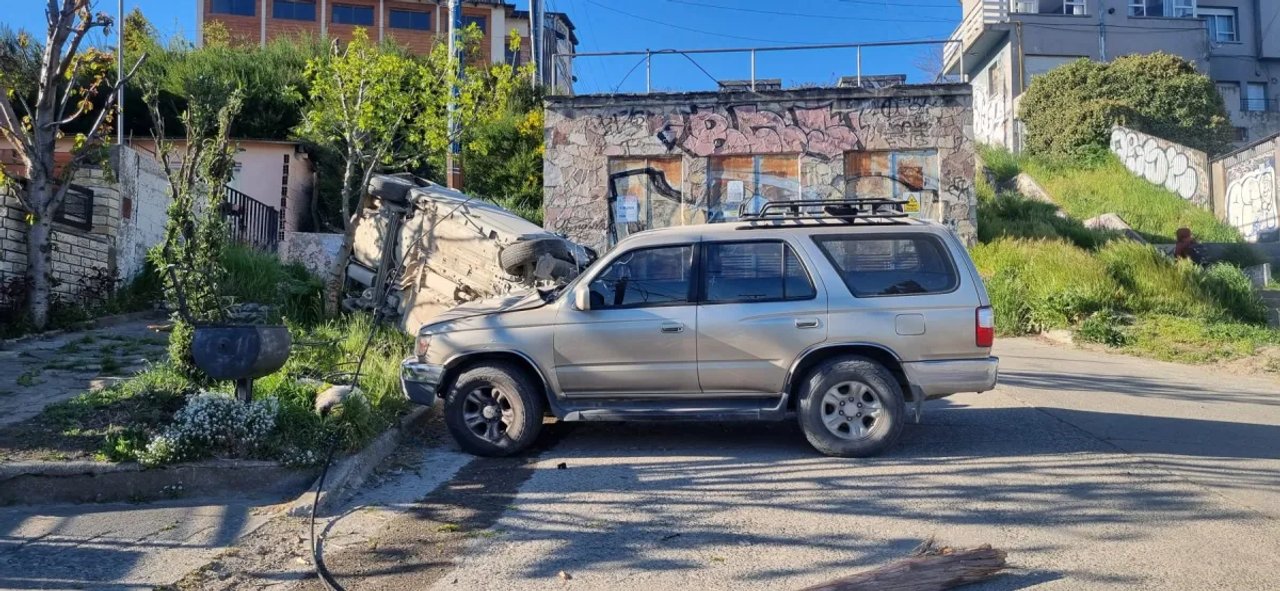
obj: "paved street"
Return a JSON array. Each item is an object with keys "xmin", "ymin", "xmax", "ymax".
[{"xmin": 3, "ymin": 337, "xmax": 1279, "ymax": 590}]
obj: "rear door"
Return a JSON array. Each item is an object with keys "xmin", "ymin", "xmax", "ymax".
[{"xmin": 695, "ymin": 239, "xmax": 828, "ymax": 395}]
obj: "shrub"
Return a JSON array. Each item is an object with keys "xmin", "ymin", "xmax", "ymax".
[
  {"xmin": 978, "ymin": 145, "xmax": 1022, "ymax": 184},
  {"xmin": 971, "ymin": 238, "xmax": 1118, "ymax": 335},
  {"xmin": 1075, "ymin": 309, "xmax": 1132, "ymax": 347},
  {"xmin": 1198, "ymin": 262, "xmax": 1268, "ymax": 325},
  {"xmin": 137, "ymin": 392, "xmax": 279, "ymax": 466},
  {"xmin": 977, "ymin": 190, "xmax": 1112, "ymax": 249},
  {"xmin": 1019, "ymin": 53, "xmax": 1233, "ymax": 160}
]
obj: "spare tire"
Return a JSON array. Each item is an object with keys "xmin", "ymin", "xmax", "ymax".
[
  {"xmin": 499, "ymin": 237, "xmax": 571, "ymax": 274},
  {"xmin": 368, "ymin": 176, "xmax": 413, "ymax": 205}
]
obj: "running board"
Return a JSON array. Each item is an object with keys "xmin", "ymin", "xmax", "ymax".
[{"xmin": 554, "ymin": 396, "xmax": 791, "ymax": 422}]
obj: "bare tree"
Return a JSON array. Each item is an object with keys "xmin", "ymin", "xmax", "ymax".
[
  {"xmin": 913, "ymin": 44, "xmax": 959, "ymax": 84},
  {"xmin": 0, "ymin": 1, "xmax": 144, "ymax": 329}
]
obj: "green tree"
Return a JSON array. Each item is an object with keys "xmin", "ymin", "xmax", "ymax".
[
  {"xmin": 1019, "ymin": 53, "xmax": 1233, "ymax": 160},
  {"xmin": 0, "ymin": 1, "xmax": 145, "ymax": 330}
]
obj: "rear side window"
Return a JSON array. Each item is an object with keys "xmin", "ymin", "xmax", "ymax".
[
  {"xmin": 703, "ymin": 241, "xmax": 815, "ymax": 303},
  {"xmin": 813, "ymin": 235, "xmax": 958, "ymax": 297}
]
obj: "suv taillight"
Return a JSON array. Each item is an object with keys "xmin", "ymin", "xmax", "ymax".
[{"xmin": 976, "ymin": 306, "xmax": 994, "ymax": 348}]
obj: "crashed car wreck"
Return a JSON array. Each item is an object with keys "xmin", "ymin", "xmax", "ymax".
[{"xmin": 343, "ymin": 174, "xmax": 593, "ymax": 334}]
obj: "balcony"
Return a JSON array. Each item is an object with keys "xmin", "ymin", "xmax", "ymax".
[{"xmin": 943, "ymin": 1, "xmax": 1088, "ymax": 76}]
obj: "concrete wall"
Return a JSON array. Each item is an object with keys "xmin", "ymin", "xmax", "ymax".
[
  {"xmin": 280, "ymin": 231, "xmax": 344, "ymax": 277},
  {"xmin": 112, "ymin": 147, "xmax": 171, "ymax": 281},
  {"xmin": 1214, "ymin": 135, "xmax": 1279, "ymax": 243},
  {"xmin": 972, "ymin": 42, "xmax": 1015, "ymax": 149},
  {"xmin": 543, "ymin": 85, "xmax": 976, "ymax": 252},
  {"xmin": 1109, "ymin": 126, "xmax": 1212, "ymax": 207}
]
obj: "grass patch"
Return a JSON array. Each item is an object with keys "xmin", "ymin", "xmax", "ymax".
[
  {"xmin": 1124, "ymin": 314, "xmax": 1280, "ymax": 365},
  {"xmin": 222, "ymin": 245, "xmax": 325, "ymax": 325}
]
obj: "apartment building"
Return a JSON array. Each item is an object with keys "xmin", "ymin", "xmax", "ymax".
[
  {"xmin": 944, "ymin": 0, "xmax": 1280, "ymax": 149},
  {"xmin": 199, "ymin": 0, "xmax": 577, "ymax": 93}
]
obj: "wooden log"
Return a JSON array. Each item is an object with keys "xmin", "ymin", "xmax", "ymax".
[{"xmin": 798, "ymin": 541, "xmax": 1008, "ymax": 591}]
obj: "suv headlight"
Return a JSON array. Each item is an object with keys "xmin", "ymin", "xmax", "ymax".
[{"xmin": 414, "ymin": 332, "xmax": 433, "ymax": 359}]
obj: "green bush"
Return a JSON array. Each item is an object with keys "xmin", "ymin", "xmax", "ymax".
[
  {"xmin": 1019, "ymin": 53, "xmax": 1233, "ymax": 160},
  {"xmin": 1198, "ymin": 262, "xmax": 1268, "ymax": 325},
  {"xmin": 978, "ymin": 144, "xmax": 1022, "ymax": 184},
  {"xmin": 971, "ymin": 238, "xmax": 1118, "ymax": 335},
  {"xmin": 978, "ymin": 190, "xmax": 1112, "ymax": 249},
  {"xmin": 1075, "ymin": 309, "xmax": 1132, "ymax": 347},
  {"xmin": 167, "ymin": 319, "xmax": 199, "ymax": 380}
]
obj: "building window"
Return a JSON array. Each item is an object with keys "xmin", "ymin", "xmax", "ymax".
[
  {"xmin": 1130, "ymin": 0, "xmax": 1196, "ymax": 17},
  {"xmin": 1202, "ymin": 7, "xmax": 1238, "ymax": 43},
  {"xmin": 460, "ymin": 15, "xmax": 486, "ymax": 33},
  {"xmin": 1244, "ymin": 83, "xmax": 1267, "ymax": 112},
  {"xmin": 211, "ymin": 0, "xmax": 255, "ymax": 16},
  {"xmin": 708, "ymin": 155, "xmax": 800, "ymax": 222},
  {"xmin": 273, "ymin": 0, "xmax": 315, "ymax": 21},
  {"xmin": 389, "ymin": 9, "xmax": 430, "ymax": 30},
  {"xmin": 1235, "ymin": 127, "xmax": 1249, "ymax": 142},
  {"xmin": 844, "ymin": 150, "xmax": 939, "ymax": 216},
  {"xmin": 55, "ymin": 185, "xmax": 94, "ymax": 230},
  {"xmin": 1013, "ymin": 1, "xmax": 1086, "ymax": 14},
  {"xmin": 331, "ymin": 4, "xmax": 373, "ymax": 25}
]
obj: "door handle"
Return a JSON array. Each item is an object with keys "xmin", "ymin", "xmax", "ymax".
[
  {"xmin": 660, "ymin": 322, "xmax": 685, "ymax": 333},
  {"xmin": 795, "ymin": 318, "xmax": 820, "ymax": 329}
]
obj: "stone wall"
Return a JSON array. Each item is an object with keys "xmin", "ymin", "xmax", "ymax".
[
  {"xmin": 0, "ymin": 145, "xmax": 171, "ymax": 304},
  {"xmin": 1215, "ymin": 134, "xmax": 1279, "ymax": 243},
  {"xmin": 1110, "ymin": 126, "xmax": 1212, "ymax": 208},
  {"xmin": 543, "ymin": 85, "xmax": 976, "ymax": 251}
]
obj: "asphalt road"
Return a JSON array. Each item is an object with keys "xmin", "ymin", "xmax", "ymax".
[
  {"xmin": 303, "ymin": 338, "xmax": 1280, "ymax": 591},
  {"xmin": 4, "ymin": 337, "xmax": 1279, "ymax": 590}
]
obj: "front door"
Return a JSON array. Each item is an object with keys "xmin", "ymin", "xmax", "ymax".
[
  {"xmin": 696, "ymin": 240, "xmax": 827, "ymax": 395},
  {"xmin": 554, "ymin": 244, "xmax": 700, "ymax": 397}
]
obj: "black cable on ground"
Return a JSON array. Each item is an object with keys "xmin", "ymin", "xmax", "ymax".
[{"xmin": 310, "ymin": 432, "xmax": 345, "ymax": 591}]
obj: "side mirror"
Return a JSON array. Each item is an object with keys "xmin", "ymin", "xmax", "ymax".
[{"xmin": 573, "ymin": 284, "xmax": 591, "ymax": 311}]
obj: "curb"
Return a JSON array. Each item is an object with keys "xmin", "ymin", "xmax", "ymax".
[
  {"xmin": 0, "ymin": 459, "xmax": 318, "ymax": 506},
  {"xmin": 0, "ymin": 310, "xmax": 165, "ymax": 350},
  {"xmin": 286, "ymin": 404, "xmax": 435, "ymax": 517}
]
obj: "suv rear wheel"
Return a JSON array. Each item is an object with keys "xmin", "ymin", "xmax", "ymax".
[
  {"xmin": 443, "ymin": 362, "xmax": 545, "ymax": 457},
  {"xmin": 797, "ymin": 356, "xmax": 906, "ymax": 457}
]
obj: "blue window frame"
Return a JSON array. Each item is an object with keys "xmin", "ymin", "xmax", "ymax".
[
  {"xmin": 272, "ymin": 0, "xmax": 315, "ymax": 21},
  {"xmin": 389, "ymin": 9, "xmax": 430, "ymax": 30},
  {"xmin": 331, "ymin": 4, "xmax": 373, "ymax": 26},
  {"xmin": 211, "ymin": 0, "xmax": 255, "ymax": 16},
  {"xmin": 461, "ymin": 15, "xmax": 486, "ymax": 32}
]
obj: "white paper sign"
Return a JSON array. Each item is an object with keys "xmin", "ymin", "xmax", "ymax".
[
  {"xmin": 615, "ymin": 197, "xmax": 639, "ymax": 223},
  {"xmin": 726, "ymin": 180, "xmax": 745, "ymax": 204}
]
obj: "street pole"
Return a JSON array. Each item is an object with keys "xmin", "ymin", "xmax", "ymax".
[
  {"xmin": 446, "ymin": 0, "xmax": 461, "ymax": 189},
  {"xmin": 530, "ymin": 0, "xmax": 541, "ymax": 87},
  {"xmin": 117, "ymin": 0, "xmax": 124, "ymax": 146}
]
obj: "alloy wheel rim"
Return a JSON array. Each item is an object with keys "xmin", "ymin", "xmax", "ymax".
[
  {"xmin": 462, "ymin": 386, "xmax": 516, "ymax": 443},
  {"xmin": 819, "ymin": 381, "xmax": 883, "ymax": 440}
]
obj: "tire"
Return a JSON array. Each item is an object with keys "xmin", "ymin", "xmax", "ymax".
[
  {"xmin": 796, "ymin": 356, "xmax": 906, "ymax": 458},
  {"xmin": 443, "ymin": 362, "xmax": 545, "ymax": 457},
  {"xmin": 546, "ymin": 258, "xmax": 578, "ymax": 281},
  {"xmin": 368, "ymin": 176, "xmax": 413, "ymax": 205},
  {"xmin": 499, "ymin": 238, "xmax": 571, "ymax": 274}
]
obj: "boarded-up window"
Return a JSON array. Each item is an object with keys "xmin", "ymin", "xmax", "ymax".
[
  {"xmin": 708, "ymin": 154, "xmax": 800, "ymax": 222},
  {"xmin": 607, "ymin": 157, "xmax": 685, "ymax": 244},
  {"xmin": 843, "ymin": 150, "xmax": 938, "ymax": 216}
]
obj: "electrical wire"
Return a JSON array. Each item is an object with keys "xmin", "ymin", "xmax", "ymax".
[
  {"xmin": 611, "ymin": 54, "xmax": 649, "ymax": 93},
  {"xmin": 664, "ymin": 0, "xmax": 958, "ymax": 23},
  {"xmin": 582, "ymin": 0, "xmax": 813, "ymax": 45}
]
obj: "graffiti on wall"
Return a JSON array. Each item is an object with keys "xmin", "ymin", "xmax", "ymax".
[
  {"xmin": 1224, "ymin": 154, "xmax": 1278, "ymax": 242},
  {"xmin": 544, "ymin": 91, "xmax": 974, "ymax": 250},
  {"xmin": 973, "ymin": 60, "xmax": 1007, "ymax": 146},
  {"xmin": 1110, "ymin": 127, "xmax": 1208, "ymax": 206}
]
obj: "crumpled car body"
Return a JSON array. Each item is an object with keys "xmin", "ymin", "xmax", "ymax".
[{"xmin": 344, "ymin": 175, "xmax": 591, "ymax": 334}]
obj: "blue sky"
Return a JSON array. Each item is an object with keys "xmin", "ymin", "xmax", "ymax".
[{"xmin": 2, "ymin": 0, "xmax": 962, "ymax": 94}]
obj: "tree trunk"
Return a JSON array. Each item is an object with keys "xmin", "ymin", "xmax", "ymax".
[
  {"xmin": 797, "ymin": 544, "xmax": 1007, "ymax": 591},
  {"xmin": 323, "ymin": 153, "xmax": 361, "ymax": 316},
  {"xmin": 25, "ymin": 214, "xmax": 54, "ymax": 330}
]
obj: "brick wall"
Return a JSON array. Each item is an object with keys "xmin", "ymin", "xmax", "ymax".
[
  {"xmin": 204, "ymin": 0, "xmax": 263, "ymax": 45},
  {"xmin": 383, "ymin": 1, "xmax": 438, "ymax": 54}
]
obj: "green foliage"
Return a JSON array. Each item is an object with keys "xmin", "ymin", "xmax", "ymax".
[
  {"xmin": 971, "ymin": 238, "xmax": 1118, "ymax": 335},
  {"xmin": 167, "ymin": 319, "xmax": 199, "ymax": 380},
  {"xmin": 1019, "ymin": 53, "xmax": 1233, "ymax": 159},
  {"xmin": 1198, "ymin": 262, "xmax": 1269, "ymax": 325},
  {"xmin": 977, "ymin": 187, "xmax": 1112, "ymax": 249},
  {"xmin": 221, "ymin": 245, "xmax": 325, "ymax": 324},
  {"xmin": 978, "ymin": 144, "xmax": 1022, "ymax": 184},
  {"xmin": 461, "ymin": 105, "xmax": 546, "ymax": 224},
  {"xmin": 1124, "ymin": 314, "xmax": 1280, "ymax": 365},
  {"xmin": 1075, "ymin": 310, "xmax": 1132, "ymax": 347}
]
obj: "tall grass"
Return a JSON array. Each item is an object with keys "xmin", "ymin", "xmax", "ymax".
[
  {"xmin": 971, "ymin": 238, "xmax": 1119, "ymax": 335},
  {"xmin": 221, "ymin": 244, "xmax": 325, "ymax": 324}
]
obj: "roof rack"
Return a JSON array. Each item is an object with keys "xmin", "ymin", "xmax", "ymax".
[{"xmin": 738, "ymin": 197, "xmax": 910, "ymax": 223}]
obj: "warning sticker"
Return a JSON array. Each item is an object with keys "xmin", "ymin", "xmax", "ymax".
[{"xmin": 904, "ymin": 195, "xmax": 920, "ymax": 214}]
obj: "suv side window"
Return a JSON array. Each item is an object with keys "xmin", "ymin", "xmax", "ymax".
[
  {"xmin": 589, "ymin": 245, "xmax": 693, "ymax": 309},
  {"xmin": 703, "ymin": 241, "xmax": 816, "ymax": 303},
  {"xmin": 812, "ymin": 234, "xmax": 958, "ymax": 297}
]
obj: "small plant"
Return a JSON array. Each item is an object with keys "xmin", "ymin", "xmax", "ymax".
[
  {"xmin": 97, "ymin": 427, "xmax": 151, "ymax": 462},
  {"xmin": 16, "ymin": 371, "xmax": 39, "ymax": 387},
  {"xmin": 1075, "ymin": 310, "xmax": 1132, "ymax": 347},
  {"xmin": 137, "ymin": 392, "xmax": 280, "ymax": 467}
]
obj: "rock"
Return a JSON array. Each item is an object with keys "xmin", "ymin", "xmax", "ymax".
[{"xmin": 1084, "ymin": 213, "xmax": 1146, "ymax": 243}]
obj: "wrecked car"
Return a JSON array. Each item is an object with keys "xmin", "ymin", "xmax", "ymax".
[{"xmin": 343, "ymin": 174, "xmax": 593, "ymax": 334}]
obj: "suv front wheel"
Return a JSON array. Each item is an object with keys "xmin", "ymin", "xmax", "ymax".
[
  {"xmin": 797, "ymin": 356, "xmax": 906, "ymax": 457},
  {"xmin": 443, "ymin": 362, "xmax": 545, "ymax": 457}
]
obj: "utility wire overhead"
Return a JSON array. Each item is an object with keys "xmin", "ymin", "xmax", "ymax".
[
  {"xmin": 665, "ymin": 0, "xmax": 957, "ymax": 23},
  {"xmin": 583, "ymin": 0, "xmax": 815, "ymax": 45}
]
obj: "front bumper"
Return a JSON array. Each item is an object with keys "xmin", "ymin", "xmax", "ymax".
[
  {"xmin": 902, "ymin": 357, "xmax": 999, "ymax": 399},
  {"xmin": 401, "ymin": 357, "xmax": 445, "ymax": 405}
]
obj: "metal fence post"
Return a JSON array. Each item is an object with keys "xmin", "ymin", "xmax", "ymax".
[
  {"xmin": 551, "ymin": 53, "xmax": 558, "ymax": 92},
  {"xmin": 645, "ymin": 49, "xmax": 652, "ymax": 94},
  {"xmin": 856, "ymin": 45, "xmax": 862, "ymax": 87},
  {"xmin": 750, "ymin": 49, "xmax": 756, "ymax": 91}
]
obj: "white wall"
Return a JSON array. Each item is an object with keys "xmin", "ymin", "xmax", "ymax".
[{"xmin": 113, "ymin": 146, "xmax": 171, "ymax": 281}]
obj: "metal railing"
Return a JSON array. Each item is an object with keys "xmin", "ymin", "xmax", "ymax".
[
  {"xmin": 1242, "ymin": 98, "xmax": 1280, "ymax": 113},
  {"xmin": 552, "ymin": 39, "xmax": 965, "ymax": 95},
  {"xmin": 221, "ymin": 185, "xmax": 280, "ymax": 252},
  {"xmin": 943, "ymin": 0, "xmax": 1010, "ymax": 73}
]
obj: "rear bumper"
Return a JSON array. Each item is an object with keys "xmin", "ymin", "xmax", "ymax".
[
  {"xmin": 902, "ymin": 357, "xmax": 999, "ymax": 398},
  {"xmin": 401, "ymin": 357, "xmax": 445, "ymax": 405}
]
